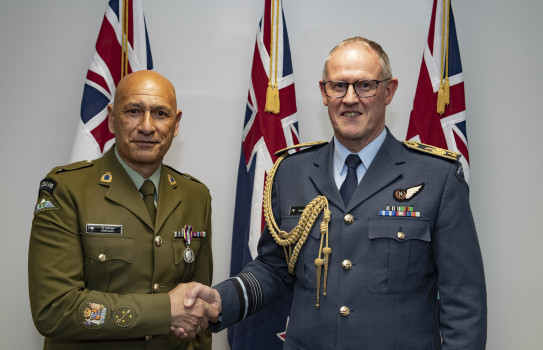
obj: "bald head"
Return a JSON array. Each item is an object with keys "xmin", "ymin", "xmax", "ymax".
[{"xmin": 114, "ymin": 70, "xmax": 178, "ymax": 110}]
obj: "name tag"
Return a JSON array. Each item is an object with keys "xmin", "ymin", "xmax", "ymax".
[
  {"xmin": 86, "ymin": 224, "xmax": 122, "ymax": 234},
  {"xmin": 289, "ymin": 206, "xmax": 305, "ymax": 215}
]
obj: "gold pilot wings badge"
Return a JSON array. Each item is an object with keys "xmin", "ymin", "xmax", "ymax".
[{"xmin": 393, "ymin": 183, "xmax": 425, "ymax": 202}]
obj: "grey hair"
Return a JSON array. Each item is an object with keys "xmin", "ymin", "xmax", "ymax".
[{"xmin": 322, "ymin": 36, "xmax": 392, "ymax": 81}]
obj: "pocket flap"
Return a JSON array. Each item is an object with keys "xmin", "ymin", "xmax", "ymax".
[
  {"xmin": 368, "ymin": 217, "xmax": 431, "ymax": 243},
  {"xmin": 82, "ymin": 234, "xmax": 134, "ymax": 263}
]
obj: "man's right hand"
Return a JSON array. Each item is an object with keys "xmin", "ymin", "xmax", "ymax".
[
  {"xmin": 168, "ymin": 282, "xmax": 219, "ymax": 339},
  {"xmin": 184, "ymin": 282, "xmax": 222, "ymax": 322}
]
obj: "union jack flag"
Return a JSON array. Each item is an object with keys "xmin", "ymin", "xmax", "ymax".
[
  {"xmin": 407, "ymin": 0, "xmax": 470, "ymax": 182},
  {"xmin": 229, "ymin": 0, "xmax": 298, "ymax": 348},
  {"xmin": 70, "ymin": 0, "xmax": 152, "ymax": 162}
]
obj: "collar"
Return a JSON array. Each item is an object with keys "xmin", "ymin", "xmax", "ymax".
[
  {"xmin": 114, "ymin": 146, "xmax": 161, "ymax": 198},
  {"xmin": 333, "ymin": 128, "xmax": 387, "ymax": 175}
]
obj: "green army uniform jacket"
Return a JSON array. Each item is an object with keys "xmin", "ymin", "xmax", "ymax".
[{"xmin": 28, "ymin": 147, "xmax": 213, "ymax": 350}]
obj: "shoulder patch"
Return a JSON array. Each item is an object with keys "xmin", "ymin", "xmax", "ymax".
[
  {"xmin": 54, "ymin": 159, "xmax": 95, "ymax": 173},
  {"xmin": 274, "ymin": 141, "xmax": 328, "ymax": 157},
  {"xmin": 34, "ymin": 198, "xmax": 58, "ymax": 214},
  {"xmin": 402, "ymin": 141, "xmax": 460, "ymax": 161},
  {"xmin": 39, "ymin": 178, "xmax": 57, "ymax": 194}
]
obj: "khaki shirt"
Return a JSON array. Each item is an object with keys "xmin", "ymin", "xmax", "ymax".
[{"xmin": 29, "ymin": 147, "xmax": 213, "ymax": 349}]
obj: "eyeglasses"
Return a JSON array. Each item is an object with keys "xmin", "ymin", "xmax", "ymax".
[{"xmin": 321, "ymin": 79, "xmax": 391, "ymax": 98}]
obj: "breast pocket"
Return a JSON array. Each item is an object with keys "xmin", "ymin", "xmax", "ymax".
[
  {"xmin": 366, "ymin": 217, "xmax": 433, "ymax": 293},
  {"xmin": 172, "ymin": 238, "xmax": 202, "ymax": 283},
  {"xmin": 81, "ymin": 234, "xmax": 134, "ymax": 292}
]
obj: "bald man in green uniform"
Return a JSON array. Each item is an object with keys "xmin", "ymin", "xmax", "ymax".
[{"xmin": 28, "ymin": 70, "xmax": 216, "ymax": 349}]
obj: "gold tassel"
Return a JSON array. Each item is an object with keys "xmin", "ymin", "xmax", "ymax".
[
  {"xmin": 437, "ymin": 85, "xmax": 445, "ymax": 115},
  {"xmin": 265, "ymin": 82, "xmax": 275, "ymax": 113},
  {"xmin": 444, "ymin": 76, "xmax": 450, "ymax": 106},
  {"xmin": 264, "ymin": 0, "xmax": 280, "ymax": 115},
  {"xmin": 315, "ymin": 258, "xmax": 324, "ymax": 308},
  {"xmin": 273, "ymin": 84, "xmax": 280, "ymax": 114}
]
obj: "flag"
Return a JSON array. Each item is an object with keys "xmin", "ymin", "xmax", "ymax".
[
  {"xmin": 407, "ymin": 0, "xmax": 470, "ymax": 183},
  {"xmin": 70, "ymin": 0, "xmax": 152, "ymax": 162},
  {"xmin": 229, "ymin": 0, "xmax": 299, "ymax": 348}
]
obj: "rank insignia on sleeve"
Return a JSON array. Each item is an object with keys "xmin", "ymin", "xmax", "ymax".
[
  {"xmin": 100, "ymin": 172, "xmax": 112, "ymax": 183},
  {"xmin": 167, "ymin": 174, "xmax": 176, "ymax": 186},
  {"xmin": 393, "ymin": 183, "xmax": 425, "ymax": 202},
  {"xmin": 78, "ymin": 300, "xmax": 110, "ymax": 330},
  {"xmin": 34, "ymin": 198, "xmax": 55, "ymax": 213},
  {"xmin": 113, "ymin": 306, "xmax": 135, "ymax": 328}
]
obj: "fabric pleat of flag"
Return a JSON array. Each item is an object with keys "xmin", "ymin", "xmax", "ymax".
[
  {"xmin": 406, "ymin": 0, "xmax": 470, "ymax": 183},
  {"xmin": 70, "ymin": 0, "xmax": 152, "ymax": 162},
  {"xmin": 228, "ymin": 0, "xmax": 299, "ymax": 348}
]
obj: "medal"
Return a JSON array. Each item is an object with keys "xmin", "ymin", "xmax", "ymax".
[
  {"xmin": 183, "ymin": 247, "xmax": 195, "ymax": 264},
  {"xmin": 175, "ymin": 225, "xmax": 206, "ymax": 264}
]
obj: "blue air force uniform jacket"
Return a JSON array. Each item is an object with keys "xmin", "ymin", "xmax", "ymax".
[{"xmin": 212, "ymin": 131, "xmax": 486, "ymax": 349}]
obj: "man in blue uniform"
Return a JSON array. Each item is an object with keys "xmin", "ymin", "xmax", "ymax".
[{"xmin": 183, "ymin": 36, "xmax": 487, "ymax": 349}]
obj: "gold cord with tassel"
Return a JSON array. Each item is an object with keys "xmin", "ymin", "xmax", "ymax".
[
  {"xmin": 443, "ymin": 0, "xmax": 451, "ymax": 107},
  {"xmin": 263, "ymin": 147, "xmax": 331, "ymax": 308},
  {"xmin": 437, "ymin": 0, "xmax": 450, "ymax": 115},
  {"xmin": 121, "ymin": 0, "xmax": 129, "ymax": 78},
  {"xmin": 264, "ymin": 0, "xmax": 280, "ymax": 114}
]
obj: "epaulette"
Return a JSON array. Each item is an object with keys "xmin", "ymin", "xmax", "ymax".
[
  {"xmin": 402, "ymin": 141, "xmax": 460, "ymax": 161},
  {"xmin": 164, "ymin": 165, "xmax": 203, "ymax": 184},
  {"xmin": 274, "ymin": 141, "xmax": 328, "ymax": 157},
  {"xmin": 54, "ymin": 159, "xmax": 95, "ymax": 173}
]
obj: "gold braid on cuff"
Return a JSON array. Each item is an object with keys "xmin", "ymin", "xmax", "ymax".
[{"xmin": 263, "ymin": 152, "xmax": 331, "ymax": 308}]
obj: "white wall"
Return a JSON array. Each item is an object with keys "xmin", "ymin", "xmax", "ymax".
[{"xmin": 1, "ymin": 0, "xmax": 542, "ymax": 349}]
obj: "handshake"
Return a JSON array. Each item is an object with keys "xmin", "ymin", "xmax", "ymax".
[{"xmin": 168, "ymin": 282, "xmax": 222, "ymax": 339}]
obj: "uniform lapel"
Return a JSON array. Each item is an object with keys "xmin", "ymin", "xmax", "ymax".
[
  {"xmin": 348, "ymin": 130, "xmax": 405, "ymax": 211},
  {"xmin": 155, "ymin": 167, "xmax": 183, "ymax": 233},
  {"xmin": 99, "ymin": 148, "xmax": 153, "ymax": 228},
  {"xmin": 309, "ymin": 142, "xmax": 346, "ymax": 211}
]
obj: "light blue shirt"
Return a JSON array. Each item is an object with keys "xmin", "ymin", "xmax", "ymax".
[
  {"xmin": 333, "ymin": 128, "xmax": 387, "ymax": 190},
  {"xmin": 114, "ymin": 147, "xmax": 161, "ymax": 205}
]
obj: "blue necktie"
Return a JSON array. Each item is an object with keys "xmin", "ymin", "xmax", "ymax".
[{"xmin": 340, "ymin": 154, "xmax": 362, "ymax": 206}]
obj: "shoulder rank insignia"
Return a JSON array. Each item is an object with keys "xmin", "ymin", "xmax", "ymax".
[
  {"xmin": 402, "ymin": 141, "xmax": 460, "ymax": 161},
  {"xmin": 54, "ymin": 159, "xmax": 95, "ymax": 173},
  {"xmin": 274, "ymin": 141, "xmax": 328, "ymax": 157}
]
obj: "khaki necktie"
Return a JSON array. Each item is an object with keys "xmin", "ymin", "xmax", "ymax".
[{"xmin": 139, "ymin": 179, "xmax": 156, "ymax": 224}]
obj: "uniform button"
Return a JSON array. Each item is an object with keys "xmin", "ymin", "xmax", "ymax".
[
  {"xmin": 340, "ymin": 306, "xmax": 350, "ymax": 317},
  {"xmin": 154, "ymin": 235, "xmax": 163, "ymax": 247},
  {"xmin": 397, "ymin": 232, "xmax": 405, "ymax": 240},
  {"xmin": 145, "ymin": 335, "xmax": 153, "ymax": 341},
  {"xmin": 342, "ymin": 259, "xmax": 352, "ymax": 270},
  {"xmin": 98, "ymin": 253, "xmax": 106, "ymax": 262},
  {"xmin": 344, "ymin": 214, "xmax": 354, "ymax": 224},
  {"xmin": 153, "ymin": 283, "xmax": 160, "ymax": 293}
]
